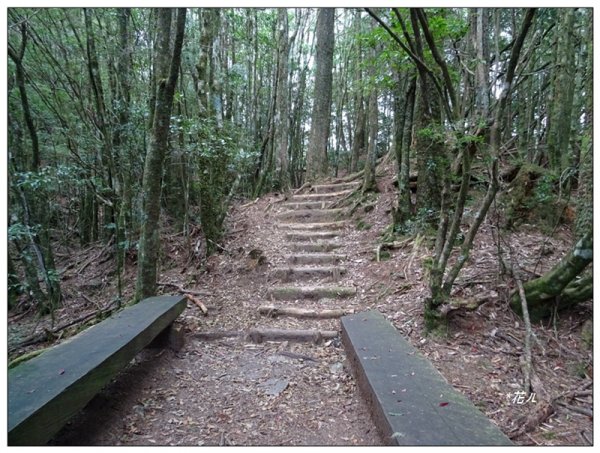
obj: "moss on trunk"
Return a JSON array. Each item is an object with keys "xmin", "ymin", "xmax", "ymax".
[{"xmin": 510, "ymin": 231, "xmax": 593, "ymax": 321}]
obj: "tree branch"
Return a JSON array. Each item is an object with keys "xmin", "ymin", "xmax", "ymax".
[{"xmin": 414, "ymin": 9, "xmax": 458, "ymax": 118}]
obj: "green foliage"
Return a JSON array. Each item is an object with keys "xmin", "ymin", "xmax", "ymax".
[
  {"xmin": 356, "ymin": 219, "xmax": 372, "ymax": 230},
  {"xmin": 190, "ymin": 118, "xmax": 242, "ymax": 253}
]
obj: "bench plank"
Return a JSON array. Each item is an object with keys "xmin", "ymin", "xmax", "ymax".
[
  {"xmin": 8, "ymin": 295, "xmax": 186, "ymax": 445},
  {"xmin": 341, "ymin": 310, "xmax": 512, "ymax": 446}
]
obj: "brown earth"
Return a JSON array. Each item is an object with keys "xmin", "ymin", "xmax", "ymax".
[{"xmin": 8, "ymin": 161, "xmax": 593, "ymax": 446}]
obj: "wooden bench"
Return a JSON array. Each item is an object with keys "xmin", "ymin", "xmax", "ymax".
[
  {"xmin": 8, "ymin": 295, "xmax": 187, "ymax": 446},
  {"xmin": 341, "ymin": 310, "xmax": 512, "ymax": 446}
]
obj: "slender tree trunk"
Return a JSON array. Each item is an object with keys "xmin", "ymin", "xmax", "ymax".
[
  {"xmin": 136, "ymin": 8, "xmax": 186, "ymax": 301},
  {"xmin": 84, "ymin": 8, "xmax": 116, "ymax": 239},
  {"xmin": 393, "ymin": 75, "xmax": 416, "ymax": 226},
  {"xmin": 274, "ymin": 9, "xmax": 291, "ymax": 191},
  {"xmin": 114, "ymin": 7, "xmax": 132, "ymax": 302},
  {"xmin": 362, "ymin": 72, "xmax": 378, "ymax": 192},
  {"xmin": 350, "ymin": 94, "xmax": 366, "ymax": 173},
  {"xmin": 8, "ymin": 22, "xmax": 40, "ymax": 172}
]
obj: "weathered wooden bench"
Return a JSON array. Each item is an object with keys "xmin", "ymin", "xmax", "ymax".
[
  {"xmin": 8, "ymin": 295, "xmax": 187, "ymax": 446},
  {"xmin": 341, "ymin": 310, "xmax": 512, "ymax": 446}
]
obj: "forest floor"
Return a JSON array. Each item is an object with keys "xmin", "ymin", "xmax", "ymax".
[{"xmin": 8, "ymin": 160, "xmax": 593, "ymax": 446}]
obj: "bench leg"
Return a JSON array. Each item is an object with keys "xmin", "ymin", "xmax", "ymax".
[{"xmin": 148, "ymin": 322, "xmax": 185, "ymax": 351}]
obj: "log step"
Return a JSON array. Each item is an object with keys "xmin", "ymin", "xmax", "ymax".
[
  {"xmin": 310, "ymin": 181, "xmax": 361, "ymax": 194},
  {"xmin": 194, "ymin": 328, "xmax": 338, "ymax": 344},
  {"xmin": 288, "ymin": 242, "xmax": 342, "ymax": 253},
  {"xmin": 276, "ymin": 208, "xmax": 346, "ymax": 222},
  {"xmin": 282, "ymin": 201, "xmax": 331, "ymax": 210},
  {"xmin": 272, "ymin": 266, "xmax": 347, "ymax": 281},
  {"xmin": 268, "ymin": 285, "xmax": 356, "ymax": 300},
  {"xmin": 258, "ymin": 305, "xmax": 355, "ymax": 319},
  {"xmin": 285, "ymin": 231, "xmax": 338, "ymax": 242},
  {"xmin": 292, "ymin": 189, "xmax": 354, "ymax": 202},
  {"xmin": 286, "ymin": 253, "xmax": 346, "ymax": 265},
  {"xmin": 278, "ymin": 221, "xmax": 347, "ymax": 231}
]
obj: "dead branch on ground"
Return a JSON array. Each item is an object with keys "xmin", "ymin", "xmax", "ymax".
[
  {"xmin": 186, "ymin": 294, "xmax": 208, "ymax": 315},
  {"xmin": 158, "ymin": 281, "xmax": 211, "ymax": 297}
]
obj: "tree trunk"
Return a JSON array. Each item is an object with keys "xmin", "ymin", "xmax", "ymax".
[
  {"xmin": 393, "ymin": 74, "xmax": 416, "ymax": 226},
  {"xmin": 350, "ymin": 94, "xmax": 366, "ymax": 173},
  {"xmin": 362, "ymin": 76, "xmax": 378, "ymax": 192},
  {"xmin": 7, "ymin": 22, "xmax": 40, "ymax": 172},
  {"xmin": 305, "ymin": 8, "xmax": 335, "ymax": 181},
  {"xmin": 510, "ymin": 230, "xmax": 593, "ymax": 321},
  {"xmin": 546, "ymin": 8, "xmax": 576, "ymax": 174},
  {"xmin": 136, "ymin": 8, "xmax": 186, "ymax": 301},
  {"xmin": 410, "ymin": 10, "xmax": 444, "ymax": 216},
  {"xmin": 274, "ymin": 9, "xmax": 291, "ymax": 191},
  {"xmin": 84, "ymin": 8, "xmax": 116, "ymax": 239}
]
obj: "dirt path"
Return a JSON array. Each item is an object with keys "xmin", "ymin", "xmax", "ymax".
[
  {"xmin": 52, "ymin": 179, "xmax": 382, "ymax": 446},
  {"xmin": 47, "ymin": 170, "xmax": 592, "ymax": 446}
]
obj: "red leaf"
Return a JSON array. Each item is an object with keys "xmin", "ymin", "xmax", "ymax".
[{"xmin": 439, "ymin": 402, "xmax": 449, "ymax": 407}]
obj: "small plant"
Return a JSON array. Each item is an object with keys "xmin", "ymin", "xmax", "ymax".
[{"xmin": 356, "ymin": 219, "xmax": 372, "ymax": 230}]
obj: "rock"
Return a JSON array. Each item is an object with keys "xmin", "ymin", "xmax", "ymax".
[
  {"xmin": 260, "ymin": 378, "xmax": 289, "ymax": 396},
  {"xmin": 329, "ymin": 362, "xmax": 344, "ymax": 375}
]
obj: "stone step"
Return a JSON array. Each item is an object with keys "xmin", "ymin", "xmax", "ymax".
[
  {"xmin": 272, "ymin": 266, "xmax": 347, "ymax": 282},
  {"xmin": 285, "ymin": 231, "xmax": 338, "ymax": 242},
  {"xmin": 268, "ymin": 285, "xmax": 356, "ymax": 301},
  {"xmin": 291, "ymin": 189, "xmax": 353, "ymax": 202},
  {"xmin": 310, "ymin": 181, "xmax": 361, "ymax": 194},
  {"xmin": 288, "ymin": 242, "xmax": 342, "ymax": 253},
  {"xmin": 276, "ymin": 208, "xmax": 346, "ymax": 222},
  {"xmin": 278, "ymin": 221, "xmax": 347, "ymax": 231},
  {"xmin": 286, "ymin": 253, "xmax": 346, "ymax": 265}
]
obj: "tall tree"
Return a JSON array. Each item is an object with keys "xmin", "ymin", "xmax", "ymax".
[
  {"xmin": 305, "ymin": 8, "xmax": 335, "ymax": 181},
  {"xmin": 136, "ymin": 8, "xmax": 187, "ymax": 301},
  {"xmin": 362, "ymin": 44, "xmax": 379, "ymax": 192},
  {"xmin": 546, "ymin": 8, "xmax": 576, "ymax": 174},
  {"xmin": 274, "ymin": 9, "xmax": 291, "ymax": 191}
]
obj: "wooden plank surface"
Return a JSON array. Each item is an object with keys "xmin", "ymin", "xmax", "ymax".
[
  {"xmin": 8, "ymin": 295, "xmax": 187, "ymax": 446},
  {"xmin": 341, "ymin": 310, "xmax": 512, "ymax": 446}
]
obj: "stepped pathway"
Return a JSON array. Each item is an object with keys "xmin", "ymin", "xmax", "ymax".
[
  {"xmin": 261, "ymin": 180, "xmax": 361, "ymax": 332},
  {"xmin": 52, "ymin": 178, "xmax": 382, "ymax": 446}
]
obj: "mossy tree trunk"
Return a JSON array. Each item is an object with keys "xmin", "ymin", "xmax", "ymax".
[
  {"xmin": 362, "ymin": 52, "xmax": 378, "ymax": 193},
  {"xmin": 510, "ymin": 230, "xmax": 593, "ymax": 321},
  {"xmin": 136, "ymin": 8, "xmax": 186, "ymax": 302}
]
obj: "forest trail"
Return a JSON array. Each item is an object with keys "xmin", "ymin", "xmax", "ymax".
[
  {"xmin": 51, "ymin": 178, "xmax": 383, "ymax": 446},
  {"xmin": 32, "ymin": 170, "xmax": 593, "ymax": 447}
]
